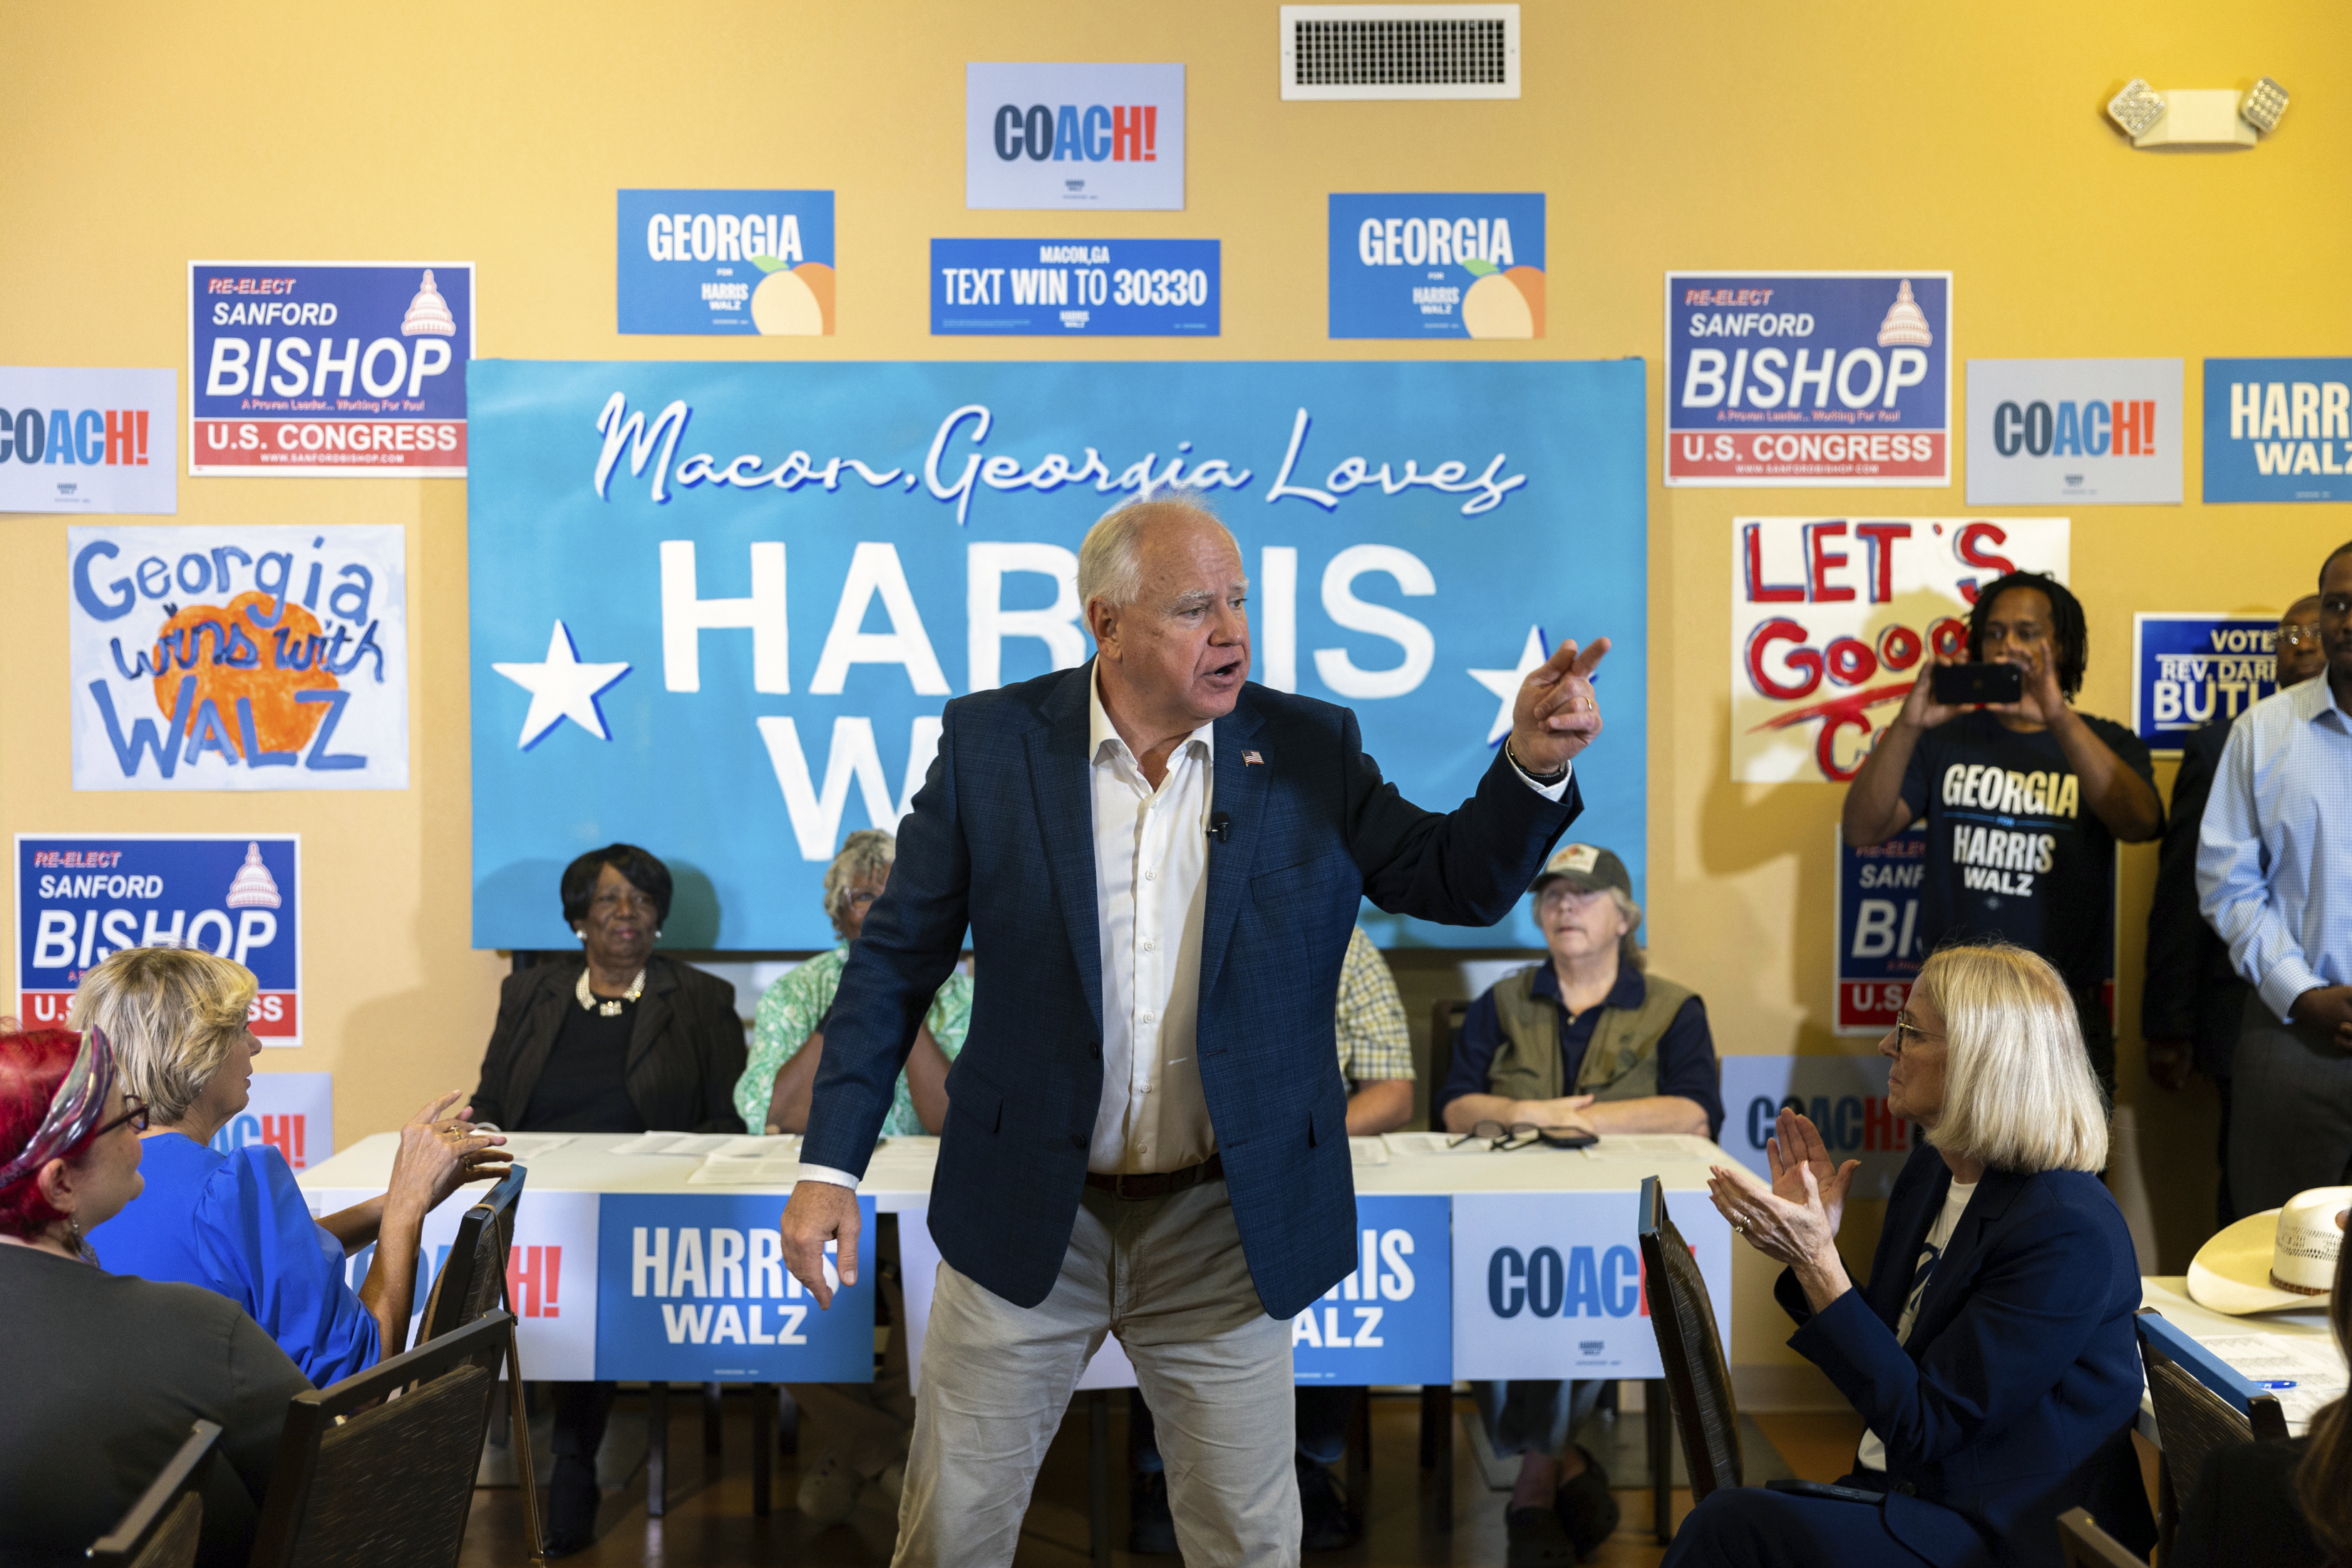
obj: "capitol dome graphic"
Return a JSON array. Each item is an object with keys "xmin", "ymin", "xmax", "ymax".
[
  {"xmin": 225, "ymin": 843, "xmax": 283, "ymax": 909},
  {"xmin": 1875, "ymin": 279, "xmax": 1934, "ymax": 348},
  {"xmin": 401, "ymin": 269, "xmax": 457, "ymax": 337}
]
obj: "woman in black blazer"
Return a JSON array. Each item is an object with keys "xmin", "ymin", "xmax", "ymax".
[
  {"xmin": 1670, "ymin": 944, "xmax": 2152, "ymax": 1568},
  {"xmin": 467, "ymin": 842, "xmax": 746, "ymax": 1556}
]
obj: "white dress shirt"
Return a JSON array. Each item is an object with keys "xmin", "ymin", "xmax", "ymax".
[
  {"xmin": 798, "ymin": 674, "xmax": 1573, "ymax": 1190},
  {"xmin": 1087, "ymin": 666, "xmax": 1217, "ymax": 1173},
  {"xmin": 2197, "ymin": 675, "xmax": 2352, "ymax": 1019}
]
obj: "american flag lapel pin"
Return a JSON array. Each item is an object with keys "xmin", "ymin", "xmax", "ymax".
[{"xmin": 1243, "ymin": 750, "xmax": 1264, "ymax": 766}]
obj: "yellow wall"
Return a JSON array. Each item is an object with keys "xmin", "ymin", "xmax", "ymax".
[{"xmin": 6, "ymin": 0, "xmax": 2347, "ymax": 1391}]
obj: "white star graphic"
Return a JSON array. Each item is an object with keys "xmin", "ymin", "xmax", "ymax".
[
  {"xmin": 1467, "ymin": 626, "xmax": 1549, "ymax": 745},
  {"xmin": 492, "ymin": 621, "xmax": 631, "ymax": 749}
]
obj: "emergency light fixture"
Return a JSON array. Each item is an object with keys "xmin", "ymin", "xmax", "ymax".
[{"xmin": 2105, "ymin": 76, "xmax": 2289, "ymax": 148}]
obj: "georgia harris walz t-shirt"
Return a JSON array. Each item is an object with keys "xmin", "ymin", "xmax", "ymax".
[{"xmin": 1897, "ymin": 711, "xmax": 2155, "ymax": 991}]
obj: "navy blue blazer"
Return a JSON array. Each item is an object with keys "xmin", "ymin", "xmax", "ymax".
[
  {"xmin": 803, "ymin": 662, "xmax": 1581, "ymax": 1316},
  {"xmin": 1774, "ymin": 1143, "xmax": 2147, "ymax": 1568}
]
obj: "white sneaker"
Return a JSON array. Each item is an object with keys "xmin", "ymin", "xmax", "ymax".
[{"xmin": 796, "ymin": 1455, "xmax": 863, "ymax": 1524}]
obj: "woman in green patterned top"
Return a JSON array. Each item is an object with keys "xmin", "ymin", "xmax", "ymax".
[{"xmin": 732, "ymin": 829, "xmax": 971, "ymax": 1138}]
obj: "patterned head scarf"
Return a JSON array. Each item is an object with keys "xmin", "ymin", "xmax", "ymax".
[{"xmin": 0, "ymin": 1028, "xmax": 118, "ymax": 1190}]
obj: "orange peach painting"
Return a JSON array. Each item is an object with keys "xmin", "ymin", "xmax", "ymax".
[{"xmin": 146, "ymin": 592, "xmax": 341, "ymax": 758}]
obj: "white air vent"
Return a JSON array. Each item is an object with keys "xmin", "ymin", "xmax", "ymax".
[{"xmin": 1281, "ymin": 5, "xmax": 1520, "ymax": 100}]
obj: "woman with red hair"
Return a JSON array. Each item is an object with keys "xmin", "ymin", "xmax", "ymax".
[{"xmin": 0, "ymin": 1026, "xmax": 309, "ymax": 1567}]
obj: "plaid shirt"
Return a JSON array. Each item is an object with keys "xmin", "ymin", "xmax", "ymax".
[{"xmin": 1334, "ymin": 925, "xmax": 1414, "ymax": 1085}]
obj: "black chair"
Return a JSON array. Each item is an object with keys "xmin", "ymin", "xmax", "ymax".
[
  {"xmin": 418, "ymin": 1163, "xmax": 525, "ymax": 1343},
  {"xmin": 247, "ymin": 1310, "xmax": 515, "ymax": 1568},
  {"xmin": 86, "ymin": 1420, "xmax": 220, "ymax": 1568},
  {"xmin": 1639, "ymin": 1176, "xmax": 1743, "ymax": 1516},
  {"xmin": 2057, "ymin": 1505, "xmax": 2149, "ymax": 1567},
  {"xmin": 2137, "ymin": 1310, "xmax": 2289, "ymax": 1562},
  {"xmin": 415, "ymin": 1165, "xmax": 544, "ymax": 1556}
]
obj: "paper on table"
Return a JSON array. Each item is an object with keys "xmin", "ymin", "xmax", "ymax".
[
  {"xmin": 490, "ymin": 1134, "xmax": 577, "ymax": 1162},
  {"xmin": 1583, "ymin": 1135, "xmax": 1718, "ymax": 1160},
  {"xmin": 1349, "ymin": 1137, "xmax": 1389, "ymax": 1167},
  {"xmin": 717, "ymin": 1134, "xmax": 799, "ymax": 1157},
  {"xmin": 687, "ymin": 1152, "xmax": 808, "ymax": 1186},
  {"xmin": 607, "ymin": 1132, "xmax": 699, "ymax": 1156},
  {"xmin": 2200, "ymin": 1334, "xmax": 2350, "ymax": 1433},
  {"xmin": 1381, "ymin": 1131, "xmax": 1490, "ymax": 1157}
]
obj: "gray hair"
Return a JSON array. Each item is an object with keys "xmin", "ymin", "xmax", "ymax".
[
  {"xmin": 822, "ymin": 830, "xmax": 895, "ymax": 938},
  {"xmin": 1609, "ymin": 887, "xmax": 1646, "ymax": 972},
  {"xmin": 1076, "ymin": 500, "xmax": 1240, "ymax": 616}
]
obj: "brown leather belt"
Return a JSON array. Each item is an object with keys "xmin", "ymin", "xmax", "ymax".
[{"xmin": 1084, "ymin": 1152, "xmax": 1223, "ymax": 1200}]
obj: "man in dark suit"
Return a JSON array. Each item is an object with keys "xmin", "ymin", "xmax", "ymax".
[
  {"xmin": 780, "ymin": 500, "xmax": 1608, "ymax": 1565},
  {"xmin": 2142, "ymin": 595, "xmax": 2323, "ymax": 1226}
]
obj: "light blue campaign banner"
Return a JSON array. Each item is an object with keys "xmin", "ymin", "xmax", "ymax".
[
  {"xmin": 1451, "ymin": 1187, "xmax": 1732, "ymax": 1379},
  {"xmin": 1328, "ymin": 194, "xmax": 1544, "ymax": 340},
  {"xmin": 617, "ymin": 190, "xmax": 836, "ymax": 337},
  {"xmin": 1289, "ymin": 1195, "xmax": 1450, "ymax": 1385},
  {"xmin": 466, "ymin": 359, "xmax": 1646, "ymax": 950},
  {"xmin": 932, "ymin": 239, "xmax": 1217, "ymax": 336},
  {"xmin": 597, "ymin": 1193, "xmax": 877, "ymax": 1382},
  {"xmin": 2131, "ymin": 613, "xmax": 2284, "ymax": 752},
  {"xmin": 2203, "ymin": 357, "xmax": 2352, "ymax": 502}
]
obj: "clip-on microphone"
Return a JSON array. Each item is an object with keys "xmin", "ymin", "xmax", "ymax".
[{"xmin": 1207, "ymin": 811, "xmax": 1232, "ymax": 843}]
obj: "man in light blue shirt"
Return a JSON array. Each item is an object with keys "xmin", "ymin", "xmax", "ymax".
[{"xmin": 2197, "ymin": 540, "xmax": 2352, "ymax": 1212}]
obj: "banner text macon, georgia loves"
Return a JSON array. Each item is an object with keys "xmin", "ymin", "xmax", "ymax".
[
  {"xmin": 592, "ymin": 393, "xmax": 1532, "ymax": 521},
  {"xmin": 582, "ymin": 393, "xmax": 1539, "ymax": 860}
]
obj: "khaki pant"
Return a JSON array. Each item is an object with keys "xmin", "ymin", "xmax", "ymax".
[{"xmin": 894, "ymin": 1178, "xmax": 1297, "ymax": 1568}]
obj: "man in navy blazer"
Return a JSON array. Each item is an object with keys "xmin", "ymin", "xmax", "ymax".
[{"xmin": 780, "ymin": 500, "xmax": 1609, "ymax": 1565}]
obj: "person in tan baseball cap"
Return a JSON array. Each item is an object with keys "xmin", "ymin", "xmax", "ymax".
[{"xmin": 1435, "ymin": 842, "xmax": 1724, "ymax": 1563}]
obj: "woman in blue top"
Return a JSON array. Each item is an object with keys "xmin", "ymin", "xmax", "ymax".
[{"xmin": 81, "ymin": 945, "xmax": 507, "ymax": 1386}]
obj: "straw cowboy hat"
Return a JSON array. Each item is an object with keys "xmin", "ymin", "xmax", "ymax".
[{"xmin": 2187, "ymin": 1186, "xmax": 2350, "ymax": 1316}]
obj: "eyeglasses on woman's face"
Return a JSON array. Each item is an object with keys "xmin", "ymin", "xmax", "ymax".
[
  {"xmin": 1890, "ymin": 1013, "xmax": 1945, "ymax": 1054},
  {"xmin": 93, "ymin": 1095, "xmax": 149, "ymax": 1139}
]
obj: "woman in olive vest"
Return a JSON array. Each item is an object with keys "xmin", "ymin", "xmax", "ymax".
[{"xmin": 1434, "ymin": 842, "xmax": 1724, "ymax": 1567}]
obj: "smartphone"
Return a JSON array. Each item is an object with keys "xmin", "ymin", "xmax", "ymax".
[{"xmin": 1931, "ymin": 662, "xmax": 2023, "ymax": 706}]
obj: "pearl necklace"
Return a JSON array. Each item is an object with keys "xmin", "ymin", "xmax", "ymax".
[{"xmin": 577, "ymin": 966, "xmax": 646, "ymax": 1018}]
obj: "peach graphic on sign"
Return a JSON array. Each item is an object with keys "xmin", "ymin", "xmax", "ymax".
[
  {"xmin": 1462, "ymin": 259, "xmax": 1544, "ymax": 339},
  {"xmin": 751, "ymin": 256, "xmax": 835, "ymax": 335},
  {"xmin": 148, "ymin": 592, "xmax": 341, "ymax": 760}
]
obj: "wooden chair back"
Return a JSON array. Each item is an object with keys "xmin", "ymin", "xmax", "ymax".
[
  {"xmin": 2057, "ymin": 1506, "xmax": 2150, "ymax": 1567},
  {"xmin": 247, "ymin": 1311, "xmax": 511, "ymax": 1568},
  {"xmin": 1425, "ymin": 1000, "xmax": 1468, "ymax": 1131},
  {"xmin": 418, "ymin": 1163, "xmax": 526, "ymax": 1343},
  {"xmin": 86, "ymin": 1420, "xmax": 220, "ymax": 1568},
  {"xmin": 1637, "ymin": 1175, "xmax": 1743, "ymax": 1500}
]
